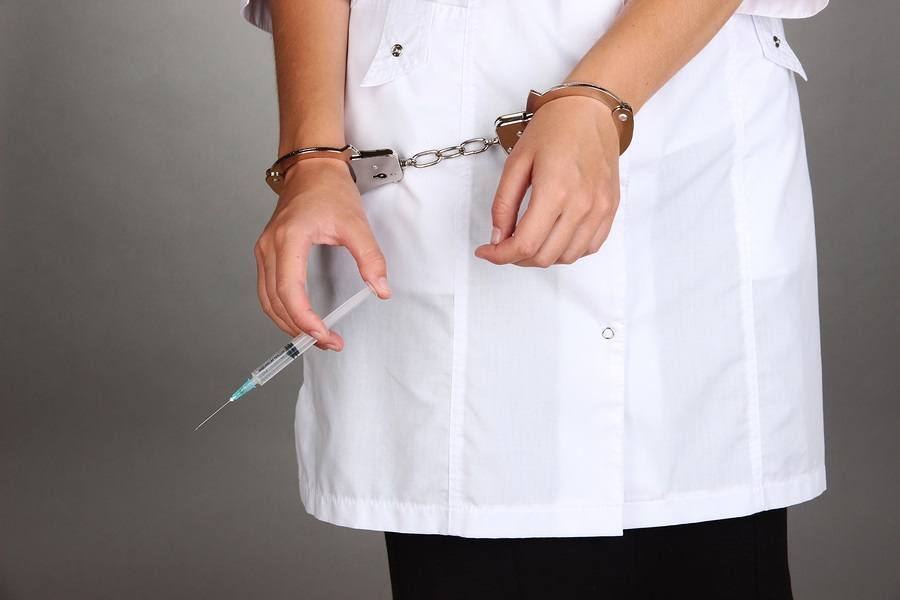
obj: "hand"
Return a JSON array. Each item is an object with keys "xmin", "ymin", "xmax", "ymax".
[
  {"xmin": 474, "ymin": 96, "xmax": 621, "ymax": 267},
  {"xmin": 254, "ymin": 158, "xmax": 392, "ymax": 351}
]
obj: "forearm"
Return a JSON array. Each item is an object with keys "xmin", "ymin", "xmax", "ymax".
[
  {"xmin": 565, "ymin": 0, "xmax": 742, "ymax": 115},
  {"xmin": 270, "ymin": 0, "xmax": 349, "ymax": 155}
]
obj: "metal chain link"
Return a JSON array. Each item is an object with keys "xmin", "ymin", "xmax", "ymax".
[{"xmin": 399, "ymin": 136, "xmax": 501, "ymax": 169}]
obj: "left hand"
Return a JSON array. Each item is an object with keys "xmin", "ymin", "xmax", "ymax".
[{"xmin": 474, "ymin": 95, "xmax": 622, "ymax": 267}]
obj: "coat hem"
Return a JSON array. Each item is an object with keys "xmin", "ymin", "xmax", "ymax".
[
  {"xmin": 622, "ymin": 465, "xmax": 826, "ymax": 529},
  {"xmin": 297, "ymin": 466, "xmax": 825, "ymax": 538}
]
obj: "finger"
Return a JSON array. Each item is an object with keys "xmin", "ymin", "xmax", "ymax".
[
  {"xmin": 475, "ymin": 186, "xmax": 562, "ymax": 264},
  {"xmin": 326, "ymin": 329, "xmax": 345, "ymax": 352},
  {"xmin": 342, "ymin": 216, "xmax": 391, "ymax": 299},
  {"xmin": 255, "ymin": 244, "xmax": 299, "ymax": 337},
  {"xmin": 488, "ymin": 153, "xmax": 533, "ymax": 245},
  {"xmin": 586, "ymin": 220, "xmax": 613, "ymax": 254},
  {"xmin": 546, "ymin": 193, "xmax": 609, "ymax": 265},
  {"xmin": 274, "ymin": 239, "xmax": 335, "ymax": 346},
  {"xmin": 515, "ymin": 208, "xmax": 583, "ymax": 268},
  {"xmin": 555, "ymin": 216, "xmax": 605, "ymax": 265},
  {"xmin": 263, "ymin": 244, "xmax": 304, "ymax": 336}
]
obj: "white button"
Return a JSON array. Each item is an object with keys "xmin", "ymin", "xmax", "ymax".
[{"xmin": 601, "ymin": 327, "xmax": 615, "ymax": 339}]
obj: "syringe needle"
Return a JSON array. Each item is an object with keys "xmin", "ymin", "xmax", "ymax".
[
  {"xmin": 196, "ymin": 286, "xmax": 375, "ymax": 431},
  {"xmin": 194, "ymin": 399, "xmax": 232, "ymax": 431}
]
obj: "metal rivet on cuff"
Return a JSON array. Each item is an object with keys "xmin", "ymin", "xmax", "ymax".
[
  {"xmin": 391, "ymin": 43, "xmax": 403, "ymax": 57},
  {"xmin": 773, "ymin": 35, "xmax": 781, "ymax": 48}
]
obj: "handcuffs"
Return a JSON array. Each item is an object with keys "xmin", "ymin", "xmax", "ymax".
[{"xmin": 264, "ymin": 82, "xmax": 633, "ymax": 196}]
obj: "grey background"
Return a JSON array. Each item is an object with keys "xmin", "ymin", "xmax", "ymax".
[{"xmin": 1, "ymin": 1, "xmax": 897, "ymax": 598}]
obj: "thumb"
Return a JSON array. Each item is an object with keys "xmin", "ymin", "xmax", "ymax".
[
  {"xmin": 343, "ymin": 218, "xmax": 391, "ymax": 299},
  {"xmin": 489, "ymin": 153, "xmax": 532, "ymax": 244}
]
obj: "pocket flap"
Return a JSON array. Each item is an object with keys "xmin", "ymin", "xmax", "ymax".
[
  {"xmin": 751, "ymin": 15, "xmax": 809, "ymax": 81},
  {"xmin": 359, "ymin": 0, "xmax": 434, "ymax": 87}
]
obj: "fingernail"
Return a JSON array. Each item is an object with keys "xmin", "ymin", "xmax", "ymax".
[
  {"xmin": 377, "ymin": 276, "xmax": 392, "ymax": 295},
  {"xmin": 491, "ymin": 226, "xmax": 501, "ymax": 245},
  {"xmin": 310, "ymin": 330, "xmax": 324, "ymax": 340}
]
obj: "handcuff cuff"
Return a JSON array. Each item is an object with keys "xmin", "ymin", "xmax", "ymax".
[{"xmin": 264, "ymin": 82, "xmax": 634, "ymax": 196}]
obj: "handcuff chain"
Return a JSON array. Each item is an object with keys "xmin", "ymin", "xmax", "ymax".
[{"xmin": 399, "ymin": 136, "xmax": 500, "ymax": 169}]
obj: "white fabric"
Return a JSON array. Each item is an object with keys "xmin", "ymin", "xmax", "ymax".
[
  {"xmin": 736, "ymin": 0, "xmax": 829, "ymax": 19},
  {"xmin": 240, "ymin": 0, "xmax": 832, "ymax": 33},
  {"xmin": 239, "ymin": 0, "xmax": 828, "ymax": 538}
]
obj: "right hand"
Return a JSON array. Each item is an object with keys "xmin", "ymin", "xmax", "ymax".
[{"xmin": 254, "ymin": 157, "xmax": 392, "ymax": 351}]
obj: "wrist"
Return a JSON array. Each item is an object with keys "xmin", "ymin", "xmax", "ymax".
[
  {"xmin": 283, "ymin": 156, "xmax": 353, "ymax": 185},
  {"xmin": 528, "ymin": 82, "xmax": 634, "ymax": 155},
  {"xmin": 549, "ymin": 95, "xmax": 620, "ymax": 136},
  {"xmin": 278, "ymin": 137, "xmax": 347, "ymax": 158},
  {"xmin": 266, "ymin": 145, "xmax": 354, "ymax": 195},
  {"xmin": 562, "ymin": 70, "xmax": 643, "ymax": 116}
]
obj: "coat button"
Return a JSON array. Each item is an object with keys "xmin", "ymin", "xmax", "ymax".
[
  {"xmin": 601, "ymin": 327, "xmax": 615, "ymax": 339},
  {"xmin": 773, "ymin": 35, "xmax": 781, "ymax": 48},
  {"xmin": 391, "ymin": 43, "xmax": 404, "ymax": 57}
]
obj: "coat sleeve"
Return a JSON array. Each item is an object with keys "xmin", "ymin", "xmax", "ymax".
[
  {"xmin": 735, "ymin": 0, "xmax": 829, "ymax": 19},
  {"xmin": 241, "ymin": 0, "xmax": 272, "ymax": 34}
]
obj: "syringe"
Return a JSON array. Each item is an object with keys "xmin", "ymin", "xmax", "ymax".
[{"xmin": 195, "ymin": 283, "xmax": 377, "ymax": 431}]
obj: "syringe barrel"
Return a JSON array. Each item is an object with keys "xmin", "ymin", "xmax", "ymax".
[
  {"xmin": 247, "ymin": 285, "xmax": 375, "ymax": 388},
  {"xmin": 251, "ymin": 343, "xmax": 299, "ymax": 385}
]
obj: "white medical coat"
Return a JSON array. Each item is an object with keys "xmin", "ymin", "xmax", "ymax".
[{"xmin": 239, "ymin": 0, "xmax": 829, "ymax": 537}]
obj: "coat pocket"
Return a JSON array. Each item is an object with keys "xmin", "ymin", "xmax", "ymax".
[
  {"xmin": 356, "ymin": 0, "xmax": 437, "ymax": 87},
  {"xmin": 750, "ymin": 15, "xmax": 809, "ymax": 81}
]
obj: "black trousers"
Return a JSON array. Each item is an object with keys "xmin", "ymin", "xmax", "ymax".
[{"xmin": 384, "ymin": 508, "xmax": 791, "ymax": 599}]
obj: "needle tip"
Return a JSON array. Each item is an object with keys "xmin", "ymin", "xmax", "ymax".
[{"xmin": 193, "ymin": 399, "xmax": 232, "ymax": 432}]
